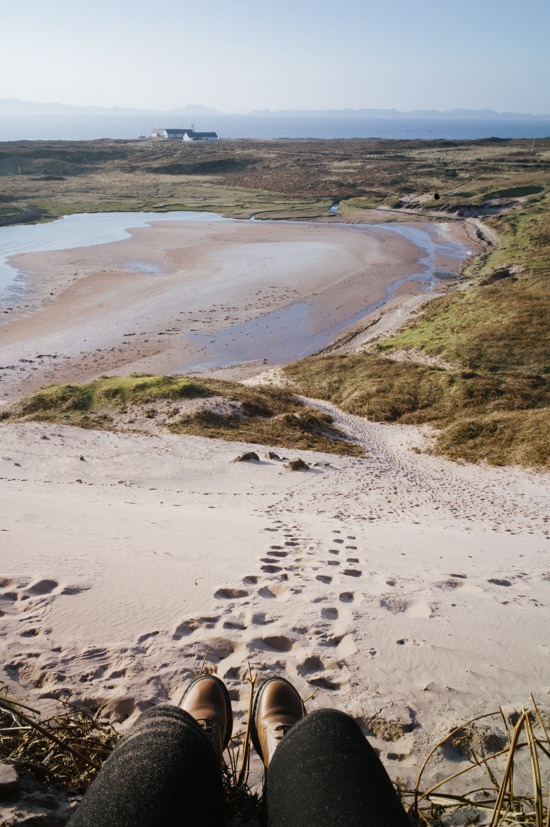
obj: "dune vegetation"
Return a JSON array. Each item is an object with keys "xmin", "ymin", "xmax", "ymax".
[
  {"xmin": 5, "ymin": 374, "xmax": 362, "ymax": 457},
  {"xmin": 285, "ymin": 176, "xmax": 550, "ymax": 468}
]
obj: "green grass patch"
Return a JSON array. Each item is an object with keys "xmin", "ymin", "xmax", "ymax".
[
  {"xmin": 13, "ymin": 375, "xmax": 212, "ymax": 418},
  {"xmin": 7, "ymin": 375, "xmax": 362, "ymax": 456},
  {"xmin": 284, "ymin": 355, "xmax": 548, "ymax": 424}
]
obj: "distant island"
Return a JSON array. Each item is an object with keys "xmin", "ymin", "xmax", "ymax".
[{"xmin": 1, "ymin": 98, "xmax": 548, "ymax": 119}]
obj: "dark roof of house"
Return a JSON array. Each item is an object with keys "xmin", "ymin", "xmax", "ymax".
[{"xmin": 153, "ymin": 128, "xmax": 218, "ymax": 139}]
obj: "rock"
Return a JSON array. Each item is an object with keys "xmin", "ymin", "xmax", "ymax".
[
  {"xmin": 285, "ymin": 458, "xmax": 309, "ymax": 471},
  {"xmin": 233, "ymin": 451, "xmax": 260, "ymax": 463},
  {"xmin": 0, "ymin": 761, "xmax": 19, "ymax": 795}
]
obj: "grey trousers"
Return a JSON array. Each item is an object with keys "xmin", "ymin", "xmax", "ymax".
[{"xmin": 68, "ymin": 705, "xmax": 410, "ymax": 826}]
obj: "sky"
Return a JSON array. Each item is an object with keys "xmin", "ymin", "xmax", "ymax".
[{"xmin": 2, "ymin": 0, "xmax": 549, "ymax": 114}]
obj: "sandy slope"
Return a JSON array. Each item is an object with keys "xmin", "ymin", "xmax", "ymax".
[{"xmin": 1, "ymin": 409, "xmax": 548, "ymax": 792}]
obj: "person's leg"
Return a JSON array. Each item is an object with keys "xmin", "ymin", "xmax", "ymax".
[
  {"xmin": 265, "ymin": 708, "xmax": 411, "ymax": 827},
  {"xmin": 68, "ymin": 672, "xmax": 234, "ymax": 827},
  {"xmin": 68, "ymin": 705, "xmax": 224, "ymax": 827}
]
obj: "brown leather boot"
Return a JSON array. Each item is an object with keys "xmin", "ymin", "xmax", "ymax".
[
  {"xmin": 180, "ymin": 674, "xmax": 233, "ymax": 763},
  {"xmin": 251, "ymin": 677, "xmax": 306, "ymax": 767}
]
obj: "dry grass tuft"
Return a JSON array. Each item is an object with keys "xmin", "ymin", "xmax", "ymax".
[
  {"xmin": 0, "ymin": 688, "xmax": 119, "ymax": 789},
  {"xmin": 408, "ymin": 695, "xmax": 550, "ymax": 826}
]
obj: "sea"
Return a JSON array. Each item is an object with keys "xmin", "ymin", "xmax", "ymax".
[{"xmin": 1, "ymin": 113, "xmax": 550, "ymax": 142}]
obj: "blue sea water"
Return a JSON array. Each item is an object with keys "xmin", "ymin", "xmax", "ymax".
[{"xmin": 1, "ymin": 113, "xmax": 549, "ymax": 142}]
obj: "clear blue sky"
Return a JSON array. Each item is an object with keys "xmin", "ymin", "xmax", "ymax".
[{"xmin": 2, "ymin": 0, "xmax": 549, "ymax": 113}]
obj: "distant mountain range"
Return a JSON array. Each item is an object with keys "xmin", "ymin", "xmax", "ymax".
[{"xmin": 1, "ymin": 99, "xmax": 548, "ymax": 119}]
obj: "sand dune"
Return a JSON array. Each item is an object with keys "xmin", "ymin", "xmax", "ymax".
[{"xmin": 1, "ymin": 409, "xmax": 548, "ymax": 792}]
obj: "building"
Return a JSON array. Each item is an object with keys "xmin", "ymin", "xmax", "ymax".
[{"xmin": 151, "ymin": 128, "xmax": 218, "ymax": 142}]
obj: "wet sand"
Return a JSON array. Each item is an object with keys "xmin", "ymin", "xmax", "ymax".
[{"xmin": 0, "ymin": 218, "xmax": 473, "ymax": 400}]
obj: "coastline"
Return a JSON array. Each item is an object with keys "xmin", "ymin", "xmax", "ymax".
[{"xmin": 0, "ymin": 215, "xmax": 477, "ymax": 400}]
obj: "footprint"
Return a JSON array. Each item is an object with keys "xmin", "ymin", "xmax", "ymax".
[
  {"xmin": 339, "ymin": 592, "xmax": 354, "ymax": 603},
  {"xmin": 297, "ymin": 655, "xmax": 325, "ymax": 675},
  {"xmin": 214, "ymin": 588, "xmax": 249, "ymax": 599},
  {"xmin": 258, "ymin": 584, "xmax": 290, "ymax": 600},
  {"xmin": 223, "ymin": 618, "xmax": 246, "ymax": 630},
  {"xmin": 307, "ymin": 676, "xmax": 341, "ymax": 691},
  {"xmin": 61, "ymin": 585, "xmax": 90, "ymax": 596},
  {"xmin": 261, "ymin": 565, "xmax": 282, "ymax": 573},
  {"xmin": 242, "ymin": 576, "xmax": 258, "ymax": 585},
  {"xmin": 197, "ymin": 615, "xmax": 221, "ymax": 626},
  {"xmin": 252, "ymin": 635, "xmax": 294, "ymax": 652},
  {"xmin": 435, "ymin": 579, "xmax": 463, "ymax": 590},
  {"xmin": 203, "ymin": 638, "xmax": 235, "ymax": 661},
  {"xmin": 137, "ymin": 631, "xmax": 160, "ymax": 644},
  {"xmin": 321, "ymin": 607, "xmax": 339, "ymax": 620},
  {"xmin": 223, "ymin": 666, "xmax": 242, "ymax": 680},
  {"xmin": 251, "ymin": 612, "xmax": 276, "ymax": 625},
  {"xmin": 27, "ymin": 579, "xmax": 58, "ymax": 596},
  {"xmin": 316, "ymin": 575, "xmax": 332, "ymax": 584},
  {"xmin": 343, "ymin": 569, "xmax": 362, "ymax": 578},
  {"xmin": 20, "ymin": 627, "xmax": 41, "ymax": 638},
  {"xmin": 380, "ymin": 596, "xmax": 408, "ymax": 614},
  {"xmin": 172, "ymin": 620, "xmax": 200, "ymax": 639},
  {"xmin": 396, "ymin": 638, "xmax": 425, "ymax": 647}
]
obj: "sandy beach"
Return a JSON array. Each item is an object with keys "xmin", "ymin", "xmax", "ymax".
[
  {"xmin": 1, "ymin": 215, "xmax": 548, "ymax": 815},
  {"xmin": 0, "ymin": 217, "xmax": 472, "ymax": 399}
]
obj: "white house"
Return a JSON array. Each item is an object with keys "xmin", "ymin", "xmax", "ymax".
[{"xmin": 151, "ymin": 128, "xmax": 218, "ymax": 142}]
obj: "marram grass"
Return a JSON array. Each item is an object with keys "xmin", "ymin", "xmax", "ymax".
[{"xmin": 4, "ymin": 374, "xmax": 363, "ymax": 457}]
